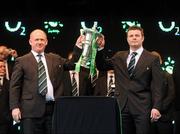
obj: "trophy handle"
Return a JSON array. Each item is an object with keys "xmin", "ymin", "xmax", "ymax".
[{"xmin": 97, "ymin": 26, "xmax": 102, "ymax": 33}]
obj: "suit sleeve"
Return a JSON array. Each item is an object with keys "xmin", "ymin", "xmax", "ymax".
[
  {"xmin": 63, "ymin": 46, "xmax": 83, "ymax": 71},
  {"xmin": 151, "ymin": 57, "xmax": 164, "ymax": 110},
  {"xmin": 9, "ymin": 58, "xmax": 23, "ymax": 110},
  {"xmin": 96, "ymin": 49, "xmax": 114, "ymax": 71}
]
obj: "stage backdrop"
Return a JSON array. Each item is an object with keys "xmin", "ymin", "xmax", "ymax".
[{"xmin": 0, "ymin": 16, "xmax": 179, "ymax": 73}]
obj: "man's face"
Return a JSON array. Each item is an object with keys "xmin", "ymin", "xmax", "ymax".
[
  {"xmin": 0, "ymin": 61, "xmax": 5, "ymax": 76},
  {"xmin": 127, "ymin": 29, "xmax": 144, "ymax": 49},
  {"xmin": 0, "ymin": 47, "xmax": 9, "ymax": 60},
  {"xmin": 29, "ymin": 30, "xmax": 48, "ymax": 53}
]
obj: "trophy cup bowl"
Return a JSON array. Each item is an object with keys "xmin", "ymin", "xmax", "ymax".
[
  {"xmin": 81, "ymin": 29, "xmax": 102, "ymax": 68},
  {"xmin": 76, "ymin": 21, "xmax": 102, "ymax": 72}
]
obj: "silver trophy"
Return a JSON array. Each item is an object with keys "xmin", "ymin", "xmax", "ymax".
[{"xmin": 80, "ymin": 21, "xmax": 102, "ymax": 68}]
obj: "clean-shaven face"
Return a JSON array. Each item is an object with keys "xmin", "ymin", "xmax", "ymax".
[
  {"xmin": 127, "ymin": 29, "xmax": 144, "ymax": 50},
  {"xmin": 29, "ymin": 29, "xmax": 48, "ymax": 53}
]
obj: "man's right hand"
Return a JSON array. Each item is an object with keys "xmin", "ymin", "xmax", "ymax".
[
  {"xmin": 12, "ymin": 108, "xmax": 21, "ymax": 123},
  {"xmin": 75, "ymin": 35, "xmax": 85, "ymax": 49}
]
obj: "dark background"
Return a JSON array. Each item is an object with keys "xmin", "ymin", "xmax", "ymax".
[
  {"xmin": 1, "ymin": 1, "xmax": 180, "ymax": 105},
  {"xmin": 1, "ymin": 0, "xmax": 180, "ymax": 18},
  {"xmin": 0, "ymin": 0, "xmax": 179, "ymax": 62},
  {"xmin": 0, "ymin": 17, "xmax": 179, "ymax": 60}
]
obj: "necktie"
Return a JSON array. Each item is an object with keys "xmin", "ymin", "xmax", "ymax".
[
  {"xmin": 91, "ymin": 72, "xmax": 97, "ymax": 89},
  {"xmin": 72, "ymin": 72, "xmax": 78, "ymax": 96},
  {"xmin": 128, "ymin": 52, "xmax": 137, "ymax": 78},
  {"xmin": 37, "ymin": 54, "xmax": 47, "ymax": 96},
  {"xmin": 0, "ymin": 77, "xmax": 3, "ymax": 86},
  {"xmin": 107, "ymin": 75, "xmax": 114, "ymax": 96}
]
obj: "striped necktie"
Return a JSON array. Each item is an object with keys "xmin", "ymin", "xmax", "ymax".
[
  {"xmin": 37, "ymin": 54, "xmax": 47, "ymax": 96},
  {"xmin": 71, "ymin": 72, "xmax": 78, "ymax": 96},
  {"xmin": 91, "ymin": 72, "xmax": 98, "ymax": 89},
  {"xmin": 128, "ymin": 52, "xmax": 137, "ymax": 78},
  {"xmin": 107, "ymin": 75, "xmax": 114, "ymax": 96}
]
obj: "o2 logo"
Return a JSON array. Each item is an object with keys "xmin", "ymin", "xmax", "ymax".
[
  {"xmin": 158, "ymin": 21, "xmax": 180, "ymax": 36},
  {"xmin": 4, "ymin": 21, "xmax": 26, "ymax": 36}
]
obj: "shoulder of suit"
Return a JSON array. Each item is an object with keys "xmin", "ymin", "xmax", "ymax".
[
  {"xmin": 48, "ymin": 52, "xmax": 66, "ymax": 62},
  {"xmin": 113, "ymin": 51, "xmax": 127, "ymax": 57},
  {"xmin": 143, "ymin": 50, "xmax": 160, "ymax": 63},
  {"xmin": 15, "ymin": 53, "xmax": 32, "ymax": 61},
  {"xmin": 144, "ymin": 50, "xmax": 158, "ymax": 59},
  {"xmin": 48, "ymin": 52, "xmax": 62, "ymax": 58}
]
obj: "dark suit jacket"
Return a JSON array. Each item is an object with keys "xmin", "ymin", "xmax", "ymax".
[
  {"xmin": 0, "ymin": 78, "xmax": 13, "ymax": 125},
  {"xmin": 9, "ymin": 47, "xmax": 80, "ymax": 118},
  {"xmin": 96, "ymin": 49, "xmax": 164, "ymax": 114},
  {"xmin": 7, "ymin": 57, "xmax": 16, "ymax": 79},
  {"xmin": 160, "ymin": 71, "xmax": 175, "ymax": 121},
  {"xmin": 93, "ymin": 71, "xmax": 108, "ymax": 96},
  {"xmin": 62, "ymin": 68, "xmax": 92, "ymax": 96}
]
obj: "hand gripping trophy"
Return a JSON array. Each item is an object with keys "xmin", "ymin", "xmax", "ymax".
[{"xmin": 75, "ymin": 21, "xmax": 102, "ymax": 76}]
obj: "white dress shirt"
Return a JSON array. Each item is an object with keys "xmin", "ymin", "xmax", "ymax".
[
  {"xmin": 31, "ymin": 50, "xmax": 54, "ymax": 101},
  {"xmin": 127, "ymin": 47, "xmax": 144, "ymax": 68},
  {"xmin": 0, "ymin": 76, "xmax": 3, "ymax": 86},
  {"xmin": 4, "ymin": 60, "xmax": 9, "ymax": 80}
]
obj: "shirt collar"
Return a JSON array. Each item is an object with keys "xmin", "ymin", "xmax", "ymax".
[
  {"xmin": 31, "ymin": 50, "xmax": 45, "ymax": 58},
  {"xmin": 129, "ymin": 46, "xmax": 143, "ymax": 56}
]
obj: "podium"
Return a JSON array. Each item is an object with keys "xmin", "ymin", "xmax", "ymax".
[{"xmin": 52, "ymin": 96, "xmax": 121, "ymax": 134}]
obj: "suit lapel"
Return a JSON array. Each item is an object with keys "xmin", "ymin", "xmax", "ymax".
[
  {"xmin": 122, "ymin": 51, "xmax": 130, "ymax": 76},
  {"xmin": 133, "ymin": 50, "xmax": 146, "ymax": 76},
  {"xmin": 29, "ymin": 52, "xmax": 38, "ymax": 72},
  {"xmin": 45, "ymin": 53, "xmax": 52, "ymax": 79}
]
